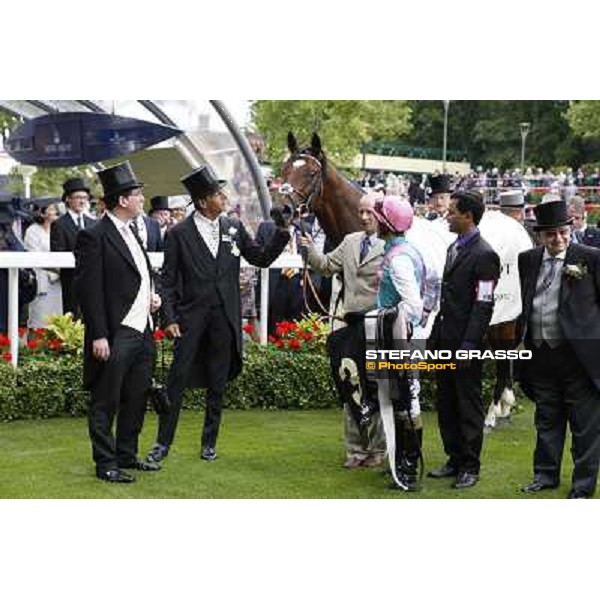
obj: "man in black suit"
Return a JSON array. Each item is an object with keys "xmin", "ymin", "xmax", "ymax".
[
  {"xmin": 146, "ymin": 166, "xmax": 290, "ymax": 463},
  {"xmin": 428, "ymin": 190, "xmax": 500, "ymax": 489},
  {"xmin": 518, "ymin": 200, "xmax": 600, "ymax": 498},
  {"xmin": 148, "ymin": 196, "xmax": 172, "ymax": 242},
  {"xmin": 130, "ymin": 210, "xmax": 163, "ymax": 252},
  {"xmin": 74, "ymin": 162, "xmax": 162, "ymax": 483},
  {"xmin": 567, "ymin": 195, "xmax": 600, "ymax": 249},
  {"xmin": 51, "ymin": 178, "xmax": 96, "ymax": 318}
]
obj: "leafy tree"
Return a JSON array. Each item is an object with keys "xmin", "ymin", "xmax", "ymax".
[
  {"xmin": 251, "ymin": 100, "xmax": 412, "ymax": 167},
  {"xmin": 403, "ymin": 100, "xmax": 586, "ymax": 169},
  {"xmin": 567, "ymin": 101, "xmax": 600, "ymax": 139}
]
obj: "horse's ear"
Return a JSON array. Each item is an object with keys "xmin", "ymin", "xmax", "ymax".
[
  {"xmin": 287, "ymin": 132, "xmax": 298, "ymax": 154},
  {"xmin": 311, "ymin": 132, "xmax": 322, "ymax": 155}
]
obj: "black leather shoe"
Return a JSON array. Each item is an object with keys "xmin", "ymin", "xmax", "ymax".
[
  {"xmin": 453, "ymin": 472, "xmax": 479, "ymax": 489},
  {"xmin": 427, "ymin": 463, "xmax": 458, "ymax": 478},
  {"xmin": 96, "ymin": 469, "xmax": 135, "ymax": 483},
  {"xmin": 521, "ymin": 480, "xmax": 558, "ymax": 493},
  {"xmin": 567, "ymin": 489, "xmax": 590, "ymax": 499},
  {"xmin": 146, "ymin": 444, "xmax": 169, "ymax": 463},
  {"xmin": 201, "ymin": 447, "xmax": 218, "ymax": 461},
  {"xmin": 119, "ymin": 459, "xmax": 161, "ymax": 472}
]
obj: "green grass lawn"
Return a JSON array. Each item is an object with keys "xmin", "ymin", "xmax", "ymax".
[{"xmin": 0, "ymin": 403, "xmax": 584, "ymax": 499}]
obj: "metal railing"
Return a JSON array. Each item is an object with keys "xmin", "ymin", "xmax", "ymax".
[{"xmin": 0, "ymin": 252, "xmax": 305, "ymax": 367}]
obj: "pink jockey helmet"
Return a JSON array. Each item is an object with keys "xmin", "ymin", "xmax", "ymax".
[{"xmin": 372, "ymin": 195, "xmax": 414, "ymax": 233}]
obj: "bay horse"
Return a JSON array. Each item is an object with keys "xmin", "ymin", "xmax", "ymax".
[
  {"xmin": 279, "ymin": 132, "xmax": 524, "ymax": 428},
  {"xmin": 280, "ymin": 132, "xmax": 362, "ymax": 246}
]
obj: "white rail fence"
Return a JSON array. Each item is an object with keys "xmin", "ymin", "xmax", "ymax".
[{"xmin": 0, "ymin": 252, "xmax": 305, "ymax": 367}]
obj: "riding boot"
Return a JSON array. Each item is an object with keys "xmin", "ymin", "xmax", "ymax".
[
  {"xmin": 398, "ymin": 425, "xmax": 423, "ymax": 492},
  {"xmin": 388, "ymin": 412, "xmax": 408, "ymax": 490}
]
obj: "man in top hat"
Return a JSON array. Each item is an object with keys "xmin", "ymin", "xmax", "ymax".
[
  {"xmin": 149, "ymin": 196, "xmax": 172, "ymax": 241},
  {"xmin": 145, "ymin": 165, "xmax": 290, "ymax": 463},
  {"xmin": 50, "ymin": 177, "xmax": 96, "ymax": 319},
  {"xmin": 428, "ymin": 190, "xmax": 500, "ymax": 489},
  {"xmin": 567, "ymin": 195, "xmax": 600, "ymax": 249},
  {"xmin": 129, "ymin": 199, "xmax": 163, "ymax": 252},
  {"xmin": 517, "ymin": 200, "xmax": 600, "ymax": 498},
  {"xmin": 74, "ymin": 161, "xmax": 162, "ymax": 483},
  {"xmin": 426, "ymin": 174, "xmax": 453, "ymax": 221}
]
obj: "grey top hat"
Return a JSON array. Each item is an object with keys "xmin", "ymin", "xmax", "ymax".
[{"xmin": 499, "ymin": 190, "xmax": 525, "ymax": 207}]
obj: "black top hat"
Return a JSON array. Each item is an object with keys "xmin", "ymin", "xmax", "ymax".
[
  {"xmin": 150, "ymin": 196, "xmax": 170, "ymax": 213},
  {"xmin": 181, "ymin": 165, "xmax": 226, "ymax": 201},
  {"xmin": 98, "ymin": 161, "xmax": 143, "ymax": 198},
  {"xmin": 533, "ymin": 200, "xmax": 573, "ymax": 231},
  {"xmin": 62, "ymin": 177, "xmax": 90, "ymax": 202},
  {"xmin": 429, "ymin": 174, "xmax": 452, "ymax": 195}
]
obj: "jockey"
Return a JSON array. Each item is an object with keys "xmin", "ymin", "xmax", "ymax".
[{"xmin": 368, "ymin": 196, "xmax": 429, "ymax": 491}]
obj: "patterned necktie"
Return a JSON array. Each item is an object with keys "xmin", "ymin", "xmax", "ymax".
[
  {"xmin": 540, "ymin": 257, "xmax": 558, "ymax": 291},
  {"xmin": 359, "ymin": 235, "xmax": 371, "ymax": 262},
  {"xmin": 130, "ymin": 219, "xmax": 140, "ymax": 238}
]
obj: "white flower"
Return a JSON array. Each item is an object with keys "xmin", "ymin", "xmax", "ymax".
[
  {"xmin": 231, "ymin": 242, "xmax": 240, "ymax": 257},
  {"xmin": 563, "ymin": 263, "xmax": 586, "ymax": 280},
  {"xmin": 228, "ymin": 226, "xmax": 238, "ymax": 237}
]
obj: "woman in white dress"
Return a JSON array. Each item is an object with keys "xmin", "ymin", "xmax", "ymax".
[{"xmin": 24, "ymin": 202, "xmax": 63, "ymax": 328}]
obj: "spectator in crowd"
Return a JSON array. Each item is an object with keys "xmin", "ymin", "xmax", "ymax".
[
  {"xmin": 0, "ymin": 197, "xmax": 29, "ymax": 334},
  {"xmin": 169, "ymin": 197, "xmax": 188, "ymax": 224},
  {"xmin": 23, "ymin": 200, "xmax": 63, "ymax": 328},
  {"xmin": 426, "ymin": 174, "xmax": 452, "ymax": 221},
  {"xmin": 567, "ymin": 195, "xmax": 600, "ymax": 248},
  {"xmin": 148, "ymin": 196, "xmax": 172, "ymax": 241},
  {"xmin": 50, "ymin": 178, "xmax": 96, "ymax": 319},
  {"xmin": 129, "ymin": 204, "xmax": 163, "ymax": 252}
]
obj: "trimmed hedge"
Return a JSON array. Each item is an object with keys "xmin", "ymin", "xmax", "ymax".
[{"xmin": 0, "ymin": 346, "xmax": 508, "ymax": 422}]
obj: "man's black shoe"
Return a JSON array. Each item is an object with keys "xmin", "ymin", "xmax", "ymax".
[
  {"xmin": 567, "ymin": 489, "xmax": 590, "ymax": 499},
  {"xmin": 427, "ymin": 463, "xmax": 458, "ymax": 478},
  {"xmin": 119, "ymin": 459, "xmax": 161, "ymax": 472},
  {"xmin": 146, "ymin": 444, "xmax": 169, "ymax": 463},
  {"xmin": 521, "ymin": 480, "xmax": 558, "ymax": 493},
  {"xmin": 201, "ymin": 447, "xmax": 218, "ymax": 461},
  {"xmin": 453, "ymin": 472, "xmax": 479, "ymax": 489},
  {"xmin": 96, "ymin": 469, "xmax": 135, "ymax": 483}
]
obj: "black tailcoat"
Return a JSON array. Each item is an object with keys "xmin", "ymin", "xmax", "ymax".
[{"xmin": 161, "ymin": 214, "xmax": 289, "ymax": 388}]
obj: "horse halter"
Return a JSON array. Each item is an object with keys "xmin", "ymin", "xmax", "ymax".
[{"xmin": 279, "ymin": 153, "xmax": 324, "ymax": 214}]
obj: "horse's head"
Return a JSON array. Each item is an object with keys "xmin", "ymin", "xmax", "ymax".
[{"xmin": 279, "ymin": 132, "xmax": 326, "ymax": 216}]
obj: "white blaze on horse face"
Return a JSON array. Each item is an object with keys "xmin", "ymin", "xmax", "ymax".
[{"xmin": 293, "ymin": 159, "xmax": 306, "ymax": 168}]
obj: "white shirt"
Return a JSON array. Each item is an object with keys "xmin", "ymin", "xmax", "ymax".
[
  {"xmin": 131, "ymin": 214, "xmax": 148, "ymax": 249},
  {"xmin": 106, "ymin": 212, "xmax": 152, "ymax": 333},
  {"xmin": 68, "ymin": 209, "xmax": 86, "ymax": 230},
  {"xmin": 194, "ymin": 211, "xmax": 221, "ymax": 258}
]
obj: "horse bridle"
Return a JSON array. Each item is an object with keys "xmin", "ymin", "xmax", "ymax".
[
  {"xmin": 278, "ymin": 151, "xmax": 346, "ymax": 321},
  {"xmin": 279, "ymin": 152, "xmax": 324, "ymax": 216}
]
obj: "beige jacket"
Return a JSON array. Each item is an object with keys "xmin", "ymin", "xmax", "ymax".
[{"xmin": 307, "ymin": 231, "xmax": 384, "ymax": 315}]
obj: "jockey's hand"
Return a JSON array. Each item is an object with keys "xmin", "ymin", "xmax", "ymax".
[
  {"xmin": 166, "ymin": 323, "xmax": 182, "ymax": 339},
  {"xmin": 150, "ymin": 293, "xmax": 162, "ymax": 313},
  {"xmin": 298, "ymin": 235, "xmax": 313, "ymax": 248},
  {"xmin": 92, "ymin": 338, "xmax": 110, "ymax": 362}
]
